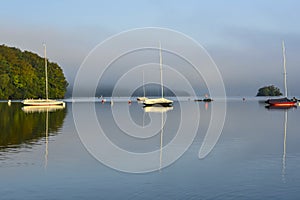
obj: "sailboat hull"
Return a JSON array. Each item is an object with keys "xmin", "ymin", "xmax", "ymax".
[
  {"xmin": 143, "ymin": 102, "xmax": 173, "ymax": 107},
  {"xmin": 265, "ymin": 105, "xmax": 296, "ymax": 109},
  {"xmin": 22, "ymin": 99, "xmax": 65, "ymax": 106},
  {"xmin": 143, "ymin": 98, "xmax": 173, "ymax": 107}
]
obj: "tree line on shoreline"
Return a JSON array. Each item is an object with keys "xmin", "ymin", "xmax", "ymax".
[{"xmin": 0, "ymin": 45, "xmax": 68, "ymax": 100}]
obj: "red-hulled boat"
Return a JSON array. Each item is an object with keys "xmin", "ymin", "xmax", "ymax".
[
  {"xmin": 265, "ymin": 97, "xmax": 297, "ymax": 107},
  {"xmin": 265, "ymin": 41, "xmax": 298, "ymax": 108}
]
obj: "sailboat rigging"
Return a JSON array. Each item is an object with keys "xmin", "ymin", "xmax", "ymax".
[
  {"xmin": 143, "ymin": 43, "xmax": 173, "ymax": 107},
  {"xmin": 137, "ymin": 71, "xmax": 148, "ymax": 102},
  {"xmin": 22, "ymin": 44, "xmax": 65, "ymax": 107},
  {"xmin": 265, "ymin": 41, "xmax": 297, "ymax": 107}
]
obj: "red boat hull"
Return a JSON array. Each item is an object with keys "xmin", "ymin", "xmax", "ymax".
[
  {"xmin": 265, "ymin": 97, "xmax": 297, "ymax": 107},
  {"xmin": 269, "ymin": 102, "xmax": 296, "ymax": 107}
]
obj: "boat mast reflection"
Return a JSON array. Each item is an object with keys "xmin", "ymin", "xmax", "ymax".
[
  {"xmin": 45, "ymin": 108, "xmax": 49, "ymax": 169},
  {"xmin": 22, "ymin": 105, "xmax": 65, "ymax": 169},
  {"xmin": 265, "ymin": 105, "xmax": 294, "ymax": 182},
  {"xmin": 282, "ymin": 109, "xmax": 287, "ymax": 183},
  {"xmin": 143, "ymin": 106, "xmax": 173, "ymax": 170}
]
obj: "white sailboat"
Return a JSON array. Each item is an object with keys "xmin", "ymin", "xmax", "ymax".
[
  {"xmin": 22, "ymin": 44, "xmax": 65, "ymax": 107},
  {"xmin": 137, "ymin": 71, "xmax": 148, "ymax": 102},
  {"xmin": 143, "ymin": 43, "xmax": 173, "ymax": 107}
]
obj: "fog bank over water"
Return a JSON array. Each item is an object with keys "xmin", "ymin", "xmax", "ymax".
[{"xmin": 1, "ymin": 1, "xmax": 300, "ymax": 97}]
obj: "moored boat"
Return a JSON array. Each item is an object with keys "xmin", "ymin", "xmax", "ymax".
[
  {"xmin": 22, "ymin": 44, "xmax": 65, "ymax": 107},
  {"xmin": 265, "ymin": 41, "xmax": 296, "ymax": 108},
  {"xmin": 143, "ymin": 42, "xmax": 173, "ymax": 107},
  {"xmin": 22, "ymin": 99, "xmax": 65, "ymax": 106},
  {"xmin": 143, "ymin": 97, "xmax": 173, "ymax": 107},
  {"xmin": 265, "ymin": 97, "xmax": 297, "ymax": 107}
]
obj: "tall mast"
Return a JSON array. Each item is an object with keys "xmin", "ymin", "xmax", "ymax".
[
  {"xmin": 44, "ymin": 44, "xmax": 49, "ymax": 100},
  {"xmin": 159, "ymin": 42, "xmax": 164, "ymax": 98},
  {"xmin": 143, "ymin": 71, "xmax": 145, "ymax": 98},
  {"xmin": 282, "ymin": 41, "xmax": 287, "ymax": 97}
]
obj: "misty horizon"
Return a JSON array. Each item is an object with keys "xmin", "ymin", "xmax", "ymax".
[{"xmin": 1, "ymin": 1, "xmax": 300, "ymax": 97}]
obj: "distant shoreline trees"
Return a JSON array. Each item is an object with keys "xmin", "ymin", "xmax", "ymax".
[
  {"xmin": 256, "ymin": 85, "xmax": 282, "ymax": 96},
  {"xmin": 0, "ymin": 45, "xmax": 68, "ymax": 99}
]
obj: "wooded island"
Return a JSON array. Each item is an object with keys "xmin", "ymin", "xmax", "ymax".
[{"xmin": 0, "ymin": 45, "xmax": 68, "ymax": 100}]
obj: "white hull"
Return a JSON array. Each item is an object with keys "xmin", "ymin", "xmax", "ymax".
[
  {"xmin": 143, "ymin": 98, "xmax": 173, "ymax": 107},
  {"xmin": 22, "ymin": 99, "xmax": 65, "ymax": 106}
]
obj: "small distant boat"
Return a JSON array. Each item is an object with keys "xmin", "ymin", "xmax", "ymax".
[
  {"xmin": 137, "ymin": 71, "xmax": 148, "ymax": 102},
  {"xmin": 194, "ymin": 94, "xmax": 213, "ymax": 102},
  {"xmin": 143, "ymin": 43, "xmax": 173, "ymax": 107},
  {"xmin": 265, "ymin": 41, "xmax": 296, "ymax": 107},
  {"xmin": 22, "ymin": 44, "xmax": 64, "ymax": 107},
  {"xmin": 194, "ymin": 98, "xmax": 213, "ymax": 102},
  {"xmin": 203, "ymin": 98, "xmax": 213, "ymax": 102}
]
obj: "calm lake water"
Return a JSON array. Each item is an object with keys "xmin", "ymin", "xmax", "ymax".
[{"xmin": 1, "ymin": 99, "xmax": 300, "ymax": 199}]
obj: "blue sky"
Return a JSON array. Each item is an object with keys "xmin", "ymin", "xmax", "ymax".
[{"xmin": 1, "ymin": 0, "xmax": 300, "ymax": 96}]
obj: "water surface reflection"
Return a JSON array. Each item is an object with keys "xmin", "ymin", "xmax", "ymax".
[
  {"xmin": 0, "ymin": 103, "xmax": 67, "ymax": 153},
  {"xmin": 1, "ymin": 100, "xmax": 300, "ymax": 200}
]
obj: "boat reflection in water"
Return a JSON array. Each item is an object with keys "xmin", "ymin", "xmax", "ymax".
[
  {"xmin": 143, "ymin": 105, "xmax": 173, "ymax": 170},
  {"xmin": 0, "ymin": 103, "xmax": 66, "ymax": 168},
  {"xmin": 282, "ymin": 109, "xmax": 288, "ymax": 183},
  {"xmin": 266, "ymin": 106, "xmax": 293, "ymax": 183},
  {"xmin": 143, "ymin": 106, "xmax": 173, "ymax": 113},
  {"xmin": 22, "ymin": 105, "xmax": 65, "ymax": 168},
  {"xmin": 265, "ymin": 104, "xmax": 297, "ymax": 110},
  {"xmin": 22, "ymin": 105, "xmax": 65, "ymax": 113}
]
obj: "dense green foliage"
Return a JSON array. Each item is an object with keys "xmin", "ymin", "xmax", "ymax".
[
  {"xmin": 0, "ymin": 45, "xmax": 68, "ymax": 99},
  {"xmin": 256, "ymin": 85, "xmax": 282, "ymax": 96}
]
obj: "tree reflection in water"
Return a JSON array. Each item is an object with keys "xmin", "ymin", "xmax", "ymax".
[{"xmin": 0, "ymin": 102, "xmax": 66, "ymax": 153}]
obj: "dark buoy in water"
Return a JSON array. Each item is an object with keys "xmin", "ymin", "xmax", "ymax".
[
  {"xmin": 203, "ymin": 98, "xmax": 212, "ymax": 102},
  {"xmin": 203, "ymin": 94, "xmax": 213, "ymax": 102}
]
